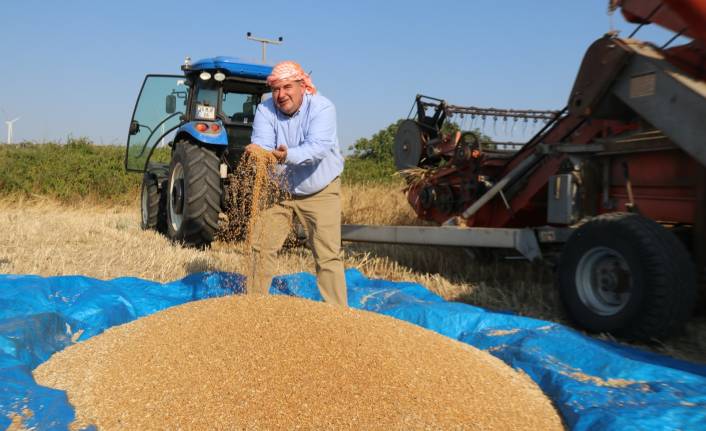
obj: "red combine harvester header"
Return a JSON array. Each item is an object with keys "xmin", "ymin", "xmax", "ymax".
[{"xmin": 342, "ymin": 0, "xmax": 706, "ymax": 340}]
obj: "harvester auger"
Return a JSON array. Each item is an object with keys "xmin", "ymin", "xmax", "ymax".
[{"xmin": 341, "ymin": 0, "xmax": 706, "ymax": 340}]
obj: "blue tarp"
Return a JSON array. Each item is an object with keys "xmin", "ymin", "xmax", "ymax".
[{"xmin": 1, "ymin": 269, "xmax": 704, "ymax": 430}]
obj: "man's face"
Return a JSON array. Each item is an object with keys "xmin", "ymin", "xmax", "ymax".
[{"xmin": 271, "ymin": 79, "xmax": 305, "ymax": 116}]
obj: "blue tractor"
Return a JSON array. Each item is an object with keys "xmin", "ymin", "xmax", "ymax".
[{"xmin": 126, "ymin": 57, "xmax": 272, "ymax": 247}]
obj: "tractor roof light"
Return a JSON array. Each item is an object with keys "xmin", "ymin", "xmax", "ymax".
[
  {"xmin": 210, "ymin": 123, "xmax": 221, "ymax": 132},
  {"xmin": 195, "ymin": 123, "xmax": 209, "ymax": 132},
  {"xmin": 214, "ymin": 71, "xmax": 226, "ymax": 82},
  {"xmin": 199, "ymin": 71, "xmax": 212, "ymax": 81}
]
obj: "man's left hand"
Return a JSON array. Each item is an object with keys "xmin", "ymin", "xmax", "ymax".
[{"xmin": 272, "ymin": 145, "xmax": 287, "ymax": 163}]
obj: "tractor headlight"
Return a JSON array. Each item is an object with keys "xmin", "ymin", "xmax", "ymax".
[
  {"xmin": 214, "ymin": 72, "xmax": 226, "ymax": 82},
  {"xmin": 199, "ymin": 71, "xmax": 212, "ymax": 81}
]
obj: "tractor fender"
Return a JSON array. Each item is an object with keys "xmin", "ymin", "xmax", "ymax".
[{"xmin": 176, "ymin": 121, "xmax": 228, "ymax": 146}]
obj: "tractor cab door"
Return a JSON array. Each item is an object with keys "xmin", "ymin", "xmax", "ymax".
[{"xmin": 126, "ymin": 75, "xmax": 188, "ymax": 172}]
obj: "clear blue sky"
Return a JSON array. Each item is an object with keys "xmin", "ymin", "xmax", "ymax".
[{"xmin": 0, "ymin": 1, "xmax": 682, "ymax": 151}]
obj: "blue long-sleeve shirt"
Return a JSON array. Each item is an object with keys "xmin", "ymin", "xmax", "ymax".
[{"xmin": 250, "ymin": 93, "xmax": 344, "ymax": 196}]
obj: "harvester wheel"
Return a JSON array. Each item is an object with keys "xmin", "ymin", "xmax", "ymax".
[
  {"xmin": 140, "ymin": 173, "xmax": 160, "ymax": 231},
  {"xmin": 557, "ymin": 212, "xmax": 696, "ymax": 340},
  {"xmin": 166, "ymin": 139, "xmax": 222, "ymax": 248}
]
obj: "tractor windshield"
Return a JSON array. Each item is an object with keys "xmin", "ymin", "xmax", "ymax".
[{"xmin": 193, "ymin": 85, "xmax": 219, "ymax": 120}]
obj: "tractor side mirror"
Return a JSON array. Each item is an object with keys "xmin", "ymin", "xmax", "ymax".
[
  {"xmin": 129, "ymin": 120, "xmax": 140, "ymax": 135},
  {"xmin": 165, "ymin": 94, "xmax": 177, "ymax": 114}
]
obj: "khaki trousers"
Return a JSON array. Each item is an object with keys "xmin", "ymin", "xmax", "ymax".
[{"xmin": 246, "ymin": 178, "xmax": 348, "ymax": 306}]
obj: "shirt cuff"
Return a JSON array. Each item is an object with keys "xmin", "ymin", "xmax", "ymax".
[{"xmin": 285, "ymin": 146, "xmax": 307, "ymax": 165}]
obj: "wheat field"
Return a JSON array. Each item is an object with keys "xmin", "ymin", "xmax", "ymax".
[{"xmin": 0, "ymin": 183, "xmax": 704, "ymax": 363}]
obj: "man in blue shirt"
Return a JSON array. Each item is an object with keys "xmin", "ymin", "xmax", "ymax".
[{"xmin": 245, "ymin": 61, "xmax": 347, "ymax": 306}]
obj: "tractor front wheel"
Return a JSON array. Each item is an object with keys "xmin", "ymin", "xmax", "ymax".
[
  {"xmin": 140, "ymin": 168, "xmax": 168, "ymax": 234},
  {"xmin": 166, "ymin": 140, "xmax": 222, "ymax": 247},
  {"xmin": 140, "ymin": 173, "xmax": 161, "ymax": 231},
  {"xmin": 557, "ymin": 212, "xmax": 696, "ymax": 340}
]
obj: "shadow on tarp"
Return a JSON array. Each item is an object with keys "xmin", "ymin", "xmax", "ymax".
[{"xmin": 0, "ymin": 270, "xmax": 704, "ymax": 430}]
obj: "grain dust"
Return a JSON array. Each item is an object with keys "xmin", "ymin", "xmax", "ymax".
[{"xmin": 34, "ymin": 295, "xmax": 564, "ymax": 430}]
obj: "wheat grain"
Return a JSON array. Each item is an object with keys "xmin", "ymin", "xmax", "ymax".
[
  {"xmin": 218, "ymin": 146, "xmax": 282, "ymax": 244},
  {"xmin": 33, "ymin": 295, "xmax": 564, "ymax": 430}
]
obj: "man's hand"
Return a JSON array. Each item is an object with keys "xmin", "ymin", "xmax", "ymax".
[{"xmin": 272, "ymin": 145, "xmax": 287, "ymax": 163}]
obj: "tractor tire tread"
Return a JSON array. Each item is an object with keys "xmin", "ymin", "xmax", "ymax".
[
  {"xmin": 141, "ymin": 173, "xmax": 160, "ymax": 230},
  {"xmin": 168, "ymin": 140, "xmax": 222, "ymax": 248}
]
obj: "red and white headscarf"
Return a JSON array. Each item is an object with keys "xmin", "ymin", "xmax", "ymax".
[{"xmin": 266, "ymin": 61, "xmax": 317, "ymax": 95}]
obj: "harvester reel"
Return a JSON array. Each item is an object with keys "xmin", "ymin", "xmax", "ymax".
[{"xmin": 394, "ymin": 120, "xmax": 425, "ymax": 170}]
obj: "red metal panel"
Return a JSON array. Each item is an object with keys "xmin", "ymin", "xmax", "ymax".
[
  {"xmin": 616, "ymin": 0, "xmax": 706, "ymax": 47},
  {"xmin": 663, "ymin": 0, "xmax": 706, "ymax": 47},
  {"xmin": 601, "ymin": 151, "xmax": 699, "ymax": 222}
]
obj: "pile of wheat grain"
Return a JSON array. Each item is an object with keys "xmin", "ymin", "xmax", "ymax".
[{"xmin": 34, "ymin": 295, "xmax": 563, "ymax": 430}]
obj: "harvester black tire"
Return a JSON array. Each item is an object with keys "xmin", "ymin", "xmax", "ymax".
[
  {"xmin": 557, "ymin": 212, "xmax": 696, "ymax": 340},
  {"xmin": 166, "ymin": 140, "xmax": 222, "ymax": 248},
  {"xmin": 140, "ymin": 173, "xmax": 160, "ymax": 231}
]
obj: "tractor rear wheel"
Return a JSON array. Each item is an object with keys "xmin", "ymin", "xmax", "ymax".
[
  {"xmin": 557, "ymin": 212, "xmax": 696, "ymax": 340},
  {"xmin": 166, "ymin": 139, "xmax": 222, "ymax": 248}
]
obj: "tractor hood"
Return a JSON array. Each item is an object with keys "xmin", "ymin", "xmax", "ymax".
[{"xmin": 184, "ymin": 56, "xmax": 272, "ymax": 81}]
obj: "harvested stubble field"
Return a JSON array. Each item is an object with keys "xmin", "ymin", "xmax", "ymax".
[{"xmin": 0, "ymin": 181, "xmax": 704, "ymax": 367}]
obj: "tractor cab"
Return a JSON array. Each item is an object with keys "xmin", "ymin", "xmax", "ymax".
[
  {"xmin": 179, "ymin": 57, "xmax": 272, "ymax": 167},
  {"xmin": 126, "ymin": 57, "xmax": 273, "ymax": 247},
  {"xmin": 126, "ymin": 57, "xmax": 272, "ymax": 173}
]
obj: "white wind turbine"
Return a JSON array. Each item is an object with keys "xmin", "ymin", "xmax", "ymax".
[
  {"xmin": 1, "ymin": 108, "xmax": 20, "ymax": 144},
  {"xmin": 5, "ymin": 117, "xmax": 20, "ymax": 144}
]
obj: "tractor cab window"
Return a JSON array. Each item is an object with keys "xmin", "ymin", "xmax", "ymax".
[
  {"xmin": 193, "ymin": 86, "xmax": 219, "ymax": 121},
  {"xmin": 221, "ymin": 81, "xmax": 267, "ymax": 126},
  {"xmin": 223, "ymin": 92, "xmax": 256, "ymax": 124}
]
